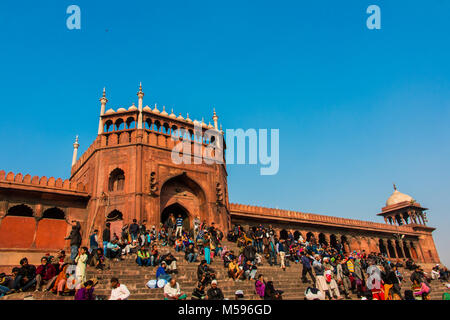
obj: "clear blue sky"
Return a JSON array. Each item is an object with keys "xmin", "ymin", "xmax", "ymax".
[{"xmin": 0, "ymin": 1, "xmax": 449, "ymax": 265}]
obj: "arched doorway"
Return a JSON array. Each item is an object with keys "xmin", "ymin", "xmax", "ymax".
[
  {"xmin": 107, "ymin": 210, "xmax": 123, "ymax": 240},
  {"xmin": 330, "ymin": 234, "xmax": 337, "ymax": 249},
  {"xmin": 160, "ymin": 173, "xmax": 207, "ymax": 229},
  {"xmin": 280, "ymin": 229, "xmax": 288, "ymax": 240},
  {"xmin": 318, "ymin": 233, "xmax": 328, "ymax": 247},
  {"xmin": 387, "ymin": 240, "xmax": 396, "ymax": 258},
  {"xmin": 161, "ymin": 203, "xmax": 190, "ymax": 232},
  {"xmin": 379, "ymin": 239, "xmax": 388, "ymax": 256}
]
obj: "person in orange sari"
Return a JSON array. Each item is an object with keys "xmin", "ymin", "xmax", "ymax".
[{"xmin": 51, "ymin": 264, "xmax": 68, "ymax": 296}]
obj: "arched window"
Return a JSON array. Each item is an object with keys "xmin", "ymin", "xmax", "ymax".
[
  {"xmin": 42, "ymin": 207, "xmax": 65, "ymax": 220},
  {"xmin": 7, "ymin": 204, "xmax": 33, "ymax": 217},
  {"xmin": 126, "ymin": 117, "xmax": 136, "ymax": 129},
  {"xmin": 115, "ymin": 118, "xmax": 124, "ymax": 131},
  {"xmin": 108, "ymin": 168, "xmax": 125, "ymax": 192}
]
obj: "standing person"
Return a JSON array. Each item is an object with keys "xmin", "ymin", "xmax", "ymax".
[
  {"xmin": 35, "ymin": 257, "xmax": 57, "ymax": 292},
  {"xmin": 129, "ymin": 219, "xmax": 140, "ymax": 242},
  {"xmin": 312, "ymin": 255, "xmax": 330, "ymax": 299},
  {"xmin": 193, "ymin": 215, "xmax": 201, "ymax": 239},
  {"xmin": 336, "ymin": 257, "xmax": 352, "ymax": 299},
  {"xmin": 75, "ymin": 247, "xmax": 88, "ymax": 288},
  {"xmin": 109, "ymin": 277, "xmax": 130, "ymax": 300},
  {"xmin": 102, "ymin": 223, "xmax": 111, "ymax": 256},
  {"xmin": 268, "ymin": 238, "xmax": 277, "ymax": 266},
  {"xmin": 277, "ymin": 239, "xmax": 287, "ymax": 271},
  {"xmin": 300, "ymin": 251, "xmax": 316, "ymax": 285},
  {"xmin": 175, "ymin": 214, "xmax": 184, "ymax": 237},
  {"xmin": 255, "ymin": 274, "xmax": 266, "ymax": 299},
  {"xmin": 166, "ymin": 214, "xmax": 175, "ymax": 236},
  {"xmin": 89, "ymin": 230, "xmax": 99, "ymax": 254},
  {"xmin": 204, "ymin": 233, "xmax": 211, "ymax": 265},
  {"xmin": 139, "ymin": 220, "xmax": 147, "ymax": 246},
  {"xmin": 65, "ymin": 221, "xmax": 82, "ymax": 262}
]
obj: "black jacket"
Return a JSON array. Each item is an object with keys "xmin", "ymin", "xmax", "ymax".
[
  {"xmin": 102, "ymin": 228, "xmax": 111, "ymax": 242},
  {"xmin": 243, "ymin": 245, "xmax": 256, "ymax": 260},
  {"xmin": 67, "ymin": 222, "xmax": 82, "ymax": 246},
  {"xmin": 207, "ymin": 287, "xmax": 224, "ymax": 300},
  {"xmin": 19, "ymin": 264, "xmax": 36, "ymax": 279}
]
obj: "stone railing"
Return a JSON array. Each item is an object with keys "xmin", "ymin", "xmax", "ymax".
[
  {"xmin": 229, "ymin": 203, "xmax": 413, "ymax": 233},
  {"xmin": 0, "ymin": 170, "xmax": 87, "ymax": 193}
]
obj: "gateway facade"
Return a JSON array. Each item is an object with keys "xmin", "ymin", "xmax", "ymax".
[{"xmin": 0, "ymin": 86, "xmax": 441, "ymax": 267}]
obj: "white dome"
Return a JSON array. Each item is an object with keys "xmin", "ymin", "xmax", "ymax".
[
  {"xmin": 105, "ymin": 108, "xmax": 115, "ymax": 114},
  {"xmin": 160, "ymin": 106, "xmax": 168, "ymax": 116},
  {"xmin": 116, "ymin": 107, "xmax": 127, "ymax": 113},
  {"xmin": 386, "ymin": 189, "xmax": 415, "ymax": 207},
  {"xmin": 143, "ymin": 106, "xmax": 152, "ymax": 112},
  {"xmin": 128, "ymin": 105, "xmax": 138, "ymax": 111}
]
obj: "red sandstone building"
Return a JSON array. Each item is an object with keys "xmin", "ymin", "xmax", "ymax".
[{"xmin": 0, "ymin": 85, "xmax": 441, "ymax": 267}]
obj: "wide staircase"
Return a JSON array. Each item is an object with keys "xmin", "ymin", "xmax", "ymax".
[
  {"xmin": 1, "ymin": 239, "xmax": 448, "ymax": 300},
  {"xmin": 85, "ymin": 240, "xmax": 448, "ymax": 300}
]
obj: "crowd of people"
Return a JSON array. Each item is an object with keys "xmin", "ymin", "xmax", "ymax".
[{"xmin": 0, "ymin": 217, "xmax": 449, "ymax": 301}]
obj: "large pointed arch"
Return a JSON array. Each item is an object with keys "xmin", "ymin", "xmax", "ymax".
[{"xmin": 159, "ymin": 172, "xmax": 207, "ymax": 230}]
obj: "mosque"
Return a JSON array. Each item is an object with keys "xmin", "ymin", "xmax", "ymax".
[{"xmin": 0, "ymin": 84, "xmax": 440, "ymax": 267}]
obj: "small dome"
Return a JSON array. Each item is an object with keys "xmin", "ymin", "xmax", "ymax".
[
  {"xmin": 177, "ymin": 113, "xmax": 184, "ymax": 120},
  {"xmin": 117, "ymin": 107, "xmax": 127, "ymax": 113},
  {"xmin": 143, "ymin": 105, "xmax": 152, "ymax": 112},
  {"xmin": 160, "ymin": 106, "xmax": 168, "ymax": 116},
  {"xmin": 207, "ymin": 122, "xmax": 213, "ymax": 129},
  {"xmin": 153, "ymin": 104, "xmax": 160, "ymax": 114},
  {"xmin": 386, "ymin": 189, "xmax": 415, "ymax": 207},
  {"xmin": 105, "ymin": 108, "xmax": 115, "ymax": 114},
  {"xmin": 169, "ymin": 108, "xmax": 176, "ymax": 118},
  {"xmin": 128, "ymin": 104, "xmax": 138, "ymax": 111},
  {"xmin": 186, "ymin": 113, "xmax": 192, "ymax": 123}
]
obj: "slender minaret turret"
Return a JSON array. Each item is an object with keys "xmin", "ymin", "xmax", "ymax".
[
  {"xmin": 72, "ymin": 135, "xmax": 80, "ymax": 167},
  {"xmin": 137, "ymin": 82, "xmax": 144, "ymax": 129},
  {"xmin": 212, "ymin": 108, "xmax": 219, "ymax": 130},
  {"xmin": 98, "ymin": 87, "xmax": 108, "ymax": 135}
]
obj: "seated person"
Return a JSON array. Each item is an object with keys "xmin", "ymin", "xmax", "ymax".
[
  {"xmin": 35, "ymin": 257, "xmax": 57, "ymax": 292},
  {"xmin": 206, "ymin": 280, "xmax": 224, "ymax": 300},
  {"xmin": 92, "ymin": 249, "xmax": 108, "ymax": 270},
  {"xmin": 13, "ymin": 258, "xmax": 37, "ymax": 292},
  {"xmin": 264, "ymin": 281, "xmax": 283, "ymax": 300},
  {"xmin": 150, "ymin": 245, "xmax": 160, "ymax": 267},
  {"xmin": 156, "ymin": 262, "xmax": 172, "ymax": 282},
  {"xmin": 160, "ymin": 251, "xmax": 178, "ymax": 274},
  {"xmin": 243, "ymin": 259, "xmax": 258, "ymax": 280},
  {"xmin": 163, "ymin": 278, "xmax": 187, "ymax": 300},
  {"xmin": 197, "ymin": 260, "xmax": 216, "ymax": 286},
  {"xmin": 136, "ymin": 246, "xmax": 151, "ymax": 267},
  {"xmin": 175, "ymin": 237, "xmax": 184, "ymax": 252},
  {"xmin": 228, "ymin": 258, "xmax": 244, "ymax": 281},
  {"xmin": 106, "ymin": 240, "xmax": 122, "ymax": 260},
  {"xmin": 74, "ymin": 280, "xmax": 96, "ymax": 300},
  {"xmin": 0, "ymin": 272, "xmax": 14, "ymax": 297},
  {"xmin": 50, "ymin": 264, "xmax": 69, "ymax": 296},
  {"xmin": 185, "ymin": 243, "xmax": 198, "ymax": 263},
  {"xmin": 191, "ymin": 282, "xmax": 206, "ymax": 300}
]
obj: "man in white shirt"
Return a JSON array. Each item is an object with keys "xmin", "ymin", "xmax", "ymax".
[
  {"xmin": 109, "ymin": 277, "xmax": 130, "ymax": 300},
  {"xmin": 163, "ymin": 278, "xmax": 187, "ymax": 300}
]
